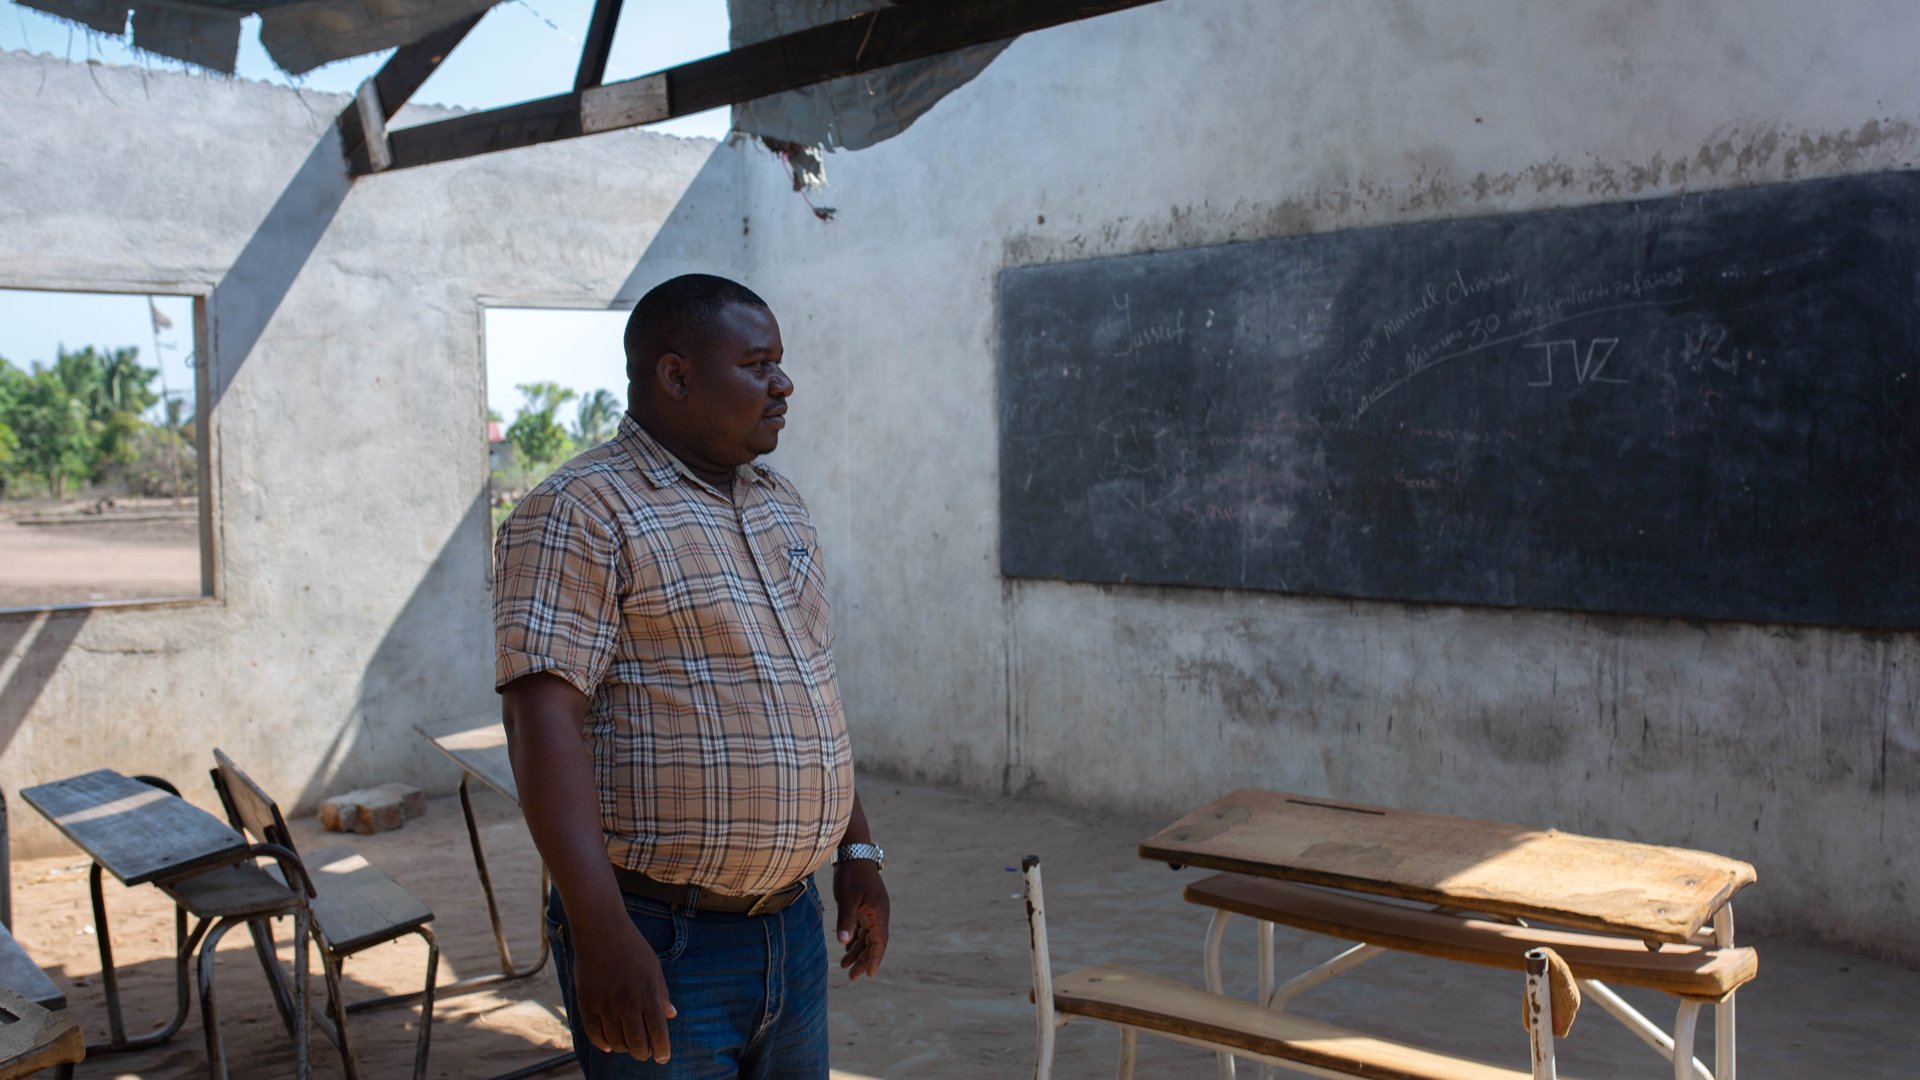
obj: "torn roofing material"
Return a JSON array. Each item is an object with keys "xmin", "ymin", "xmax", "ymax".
[
  {"xmin": 17, "ymin": 0, "xmax": 497, "ymax": 76},
  {"xmin": 728, "ymin": 0, "xmax": 1010, "ymax": 153},
  {"xmin": 17, "ymin": 0, "xmax": 1017, "ymax": 161}
]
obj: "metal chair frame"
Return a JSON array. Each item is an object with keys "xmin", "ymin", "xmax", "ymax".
[{"xmin": 209, "ymin": 753, "xmax": 438, "ymax": 1080}]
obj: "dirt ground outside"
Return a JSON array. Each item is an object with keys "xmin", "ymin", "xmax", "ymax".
[
  {"xmin": 0, "ymin": 497, "xmax": 200, "ymax": 610},
  {"xmin": 6, "ymin": 773, "xmax": 1915, "ymax": 1078}
]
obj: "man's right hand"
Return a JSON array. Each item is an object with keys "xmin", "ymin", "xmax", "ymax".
[
  {"xmin": 501, "ymin": 673, "xmax": 679, "ymax": 1063},
  {"xmin": 570, "ymin": 912, "xmax": 677, "ymax": 1063}
]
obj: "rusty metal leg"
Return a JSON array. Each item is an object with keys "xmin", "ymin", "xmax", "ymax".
[
  {"xmin": 411, "ymin": 926, "xmax": 439, "ymax": 1080},
  {"xmin": 323, "ymin": 948, "xmax": 362, "ymax": 1080},
  {"xmin": 462, "ymin": 773, "xmax": 518, "ymax": 974},
  {"xmin": 354, "ymin": 771, "xmax": 548, "ymax": 1013},
  {"xmin": 1526, "ymin": 950, "xmax": 1556, "ymax": 1080},
  {"xmin": 291, "ymin": 907, "xmax": 312, "ymax": 1080},
  {"xmin": 461, "ymin": 772, "xmax": 550, "ymax": 981},
  {"xmin": 89, "ymin": 863, "xmax": 124, "ymax": 1046},
  {"xmin": 198, "ymin": 918, "xmax": 241, "ymax": 1080},
  {"xmin": 87, "ymin": 871, "xmax": 202, "ymax": 1054}
]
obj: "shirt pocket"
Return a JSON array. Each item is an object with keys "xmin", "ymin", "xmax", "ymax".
[{"xmin": 784, "ymin": 542, "xmax": 833, "ymax": 652}]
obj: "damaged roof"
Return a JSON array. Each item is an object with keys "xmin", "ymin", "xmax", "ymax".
[{"xmin": 15, "ymin": 0, "xmax": 1003, "ymax": 156}]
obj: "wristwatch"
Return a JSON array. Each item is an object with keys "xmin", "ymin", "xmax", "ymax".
[{"xmin": 833, "ymin": 842, "xmax": 886, "ymax": 871}]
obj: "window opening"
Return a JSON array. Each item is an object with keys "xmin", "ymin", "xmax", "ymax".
[
  {"xmin": 484, "ymin": 307, "xmax": 629, "ymax": 535},
  {"xmin": 0, "ymin": 288, "xmax": 207, "ymax": 610}
]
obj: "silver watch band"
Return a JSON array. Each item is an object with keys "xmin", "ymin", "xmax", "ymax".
[{"xmin": 834, "ymin": 841, "xmax": 885, "ymax": 870}]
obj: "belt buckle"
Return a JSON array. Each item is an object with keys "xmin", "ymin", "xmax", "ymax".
[{"xmin": 746, "ymin": 881, "xmax": 804, "ymax": 917}]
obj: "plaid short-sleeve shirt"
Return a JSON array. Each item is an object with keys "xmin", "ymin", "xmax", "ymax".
[{"xmin": 493, "ymin": 415, "xmax": 853, "ymax": 896}]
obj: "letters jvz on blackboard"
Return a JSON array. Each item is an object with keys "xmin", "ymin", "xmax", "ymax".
[
  {"xmin": 1337, "ymin": 265, "xmax": 1688, "ymax": 425},
  {"xmin": 998, "ymin": 171, "xmax": 1920, "ymax": 628}
]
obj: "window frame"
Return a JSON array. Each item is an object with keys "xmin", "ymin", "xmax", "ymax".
[{"xmin": 0, "ymin": 278, "xmax": 221, "ymax": 617}]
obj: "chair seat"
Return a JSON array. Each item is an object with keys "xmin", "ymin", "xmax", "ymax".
[
  {"xmin": 0, "ymin": 926, "xmax": 64, "ymax": 1011},
  {"xmin": 300, "ymin": 845, "xmax": 434, "ymax": 954},
  {"xmin": 158, "ymin": 862, "xmax": 303, "ymax": 919}
]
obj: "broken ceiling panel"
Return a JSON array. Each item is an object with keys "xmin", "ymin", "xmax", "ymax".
[{"xmin": 728, "ymin": 0, "xmax": 1010, "ymax": 152}]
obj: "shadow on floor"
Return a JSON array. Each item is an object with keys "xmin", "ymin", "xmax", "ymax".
[{"xmin": 9, "ymin": 775, "xmax": 1915, "ymax": 1079}]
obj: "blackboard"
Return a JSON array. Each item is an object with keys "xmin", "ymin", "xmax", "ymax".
[{"xmin": 997, "ymin": 171, "xmax": 1920, "ymax": 628}]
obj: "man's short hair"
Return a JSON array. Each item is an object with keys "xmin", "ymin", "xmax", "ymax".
[{"xmin": 625, "ymin": 274, "xmax": 770, "ymax": 392}]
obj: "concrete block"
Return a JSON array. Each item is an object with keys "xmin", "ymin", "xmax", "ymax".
[
  {"xmin": 373, "ymin": 781, "xmax": 428, "ymax": 821},
  {"xmin": 319, "ymin": 782, "xmax": 426, "ymax": 834}
]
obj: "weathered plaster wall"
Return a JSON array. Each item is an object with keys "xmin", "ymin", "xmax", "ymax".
[
  {"xmin": 740, "ymin": 1, "xmax": 1920, "ymax": 959},
  {"xmin": 0, "ymin": 49, "xmax": 746, "ymax": 853}
]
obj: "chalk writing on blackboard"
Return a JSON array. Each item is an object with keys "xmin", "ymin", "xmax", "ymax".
[
  {"xmin": 999, "ymin": 170, "xmax": 1920, "ymax": 627},
  {"xmin": 1335, "ymin": 268, "xmax": 1691, "ymax": 424}
]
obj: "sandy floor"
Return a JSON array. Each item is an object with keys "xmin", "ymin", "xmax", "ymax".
[
  {"xmin": 0, "ymin": 499, "xmax": 200, "ymax": 608},
  {"xmin": 8, "ymin": 774, "xmax": 1916, "ymax": 1078}
]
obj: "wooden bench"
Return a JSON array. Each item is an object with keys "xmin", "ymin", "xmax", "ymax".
[
  {"xmin": 1022, "ymin": 857, "xmax": 1545, "ymax": 1080},
  {"xmin": 1052, "ymin": 963, "xmax": 1538, "ymax": 1080},
  {"xmin": 1185, "ymin": 873, "xmax": 1756, "ymax": 1002}
]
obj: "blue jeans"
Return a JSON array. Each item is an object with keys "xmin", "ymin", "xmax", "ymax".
[{"xmin": 545, "ymin": 880, "xmax": 830, "ymax": 1079}]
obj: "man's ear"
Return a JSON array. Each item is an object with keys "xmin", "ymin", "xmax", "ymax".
[{"xmin": 656, "ymin": 352, "xmax": 692, "ymax": 400}]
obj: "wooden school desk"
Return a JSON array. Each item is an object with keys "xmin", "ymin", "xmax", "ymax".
[{"xmin": 1140, "ymin": 789, "xmax": 1756, "ymax": 1079}]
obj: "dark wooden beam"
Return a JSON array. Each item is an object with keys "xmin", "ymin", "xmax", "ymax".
[
  {"xmin": 337, "ymin": 11, "xmax": 485, "ymax": 175},
  {"xmin": 573, "ymin": 0, "xmax": 626, "ymax": 91},
  {"xmin": 364, "ymin": 0, "xmax": 1169, "ymax": 176}
]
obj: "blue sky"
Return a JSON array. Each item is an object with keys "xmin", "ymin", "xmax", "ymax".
[
  {"xmin": 0, "ymin": 290, "xmax": 198, "ymax": 425},
  {"xmin": 2, "ymin": 0, "xmax": 728, "ymax": 428},
  {"xmin": 2, "ymin": 0, "xmax": 731, "ymax": 138}
]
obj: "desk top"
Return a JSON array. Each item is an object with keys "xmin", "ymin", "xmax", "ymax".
[
  {"xmin": 414, "ymin": 717, "xmax": 517, "ymax": 805},
  {"xmin": 1139, "ymin": 789, "xmax": 1756, "ymax": 944},
  {"xmin": 20, "ymin": 769, "xmax": 247, "ymax": 887}
]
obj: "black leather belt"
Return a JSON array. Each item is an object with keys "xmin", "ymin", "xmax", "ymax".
[{"xmin": 610, "ymin": 865, "xmax": 809, "ymax": 916}]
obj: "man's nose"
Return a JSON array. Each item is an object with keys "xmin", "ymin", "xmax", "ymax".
[{"xmin": 770, "ymin": 365, "xmax": 794, "ymax": 397}]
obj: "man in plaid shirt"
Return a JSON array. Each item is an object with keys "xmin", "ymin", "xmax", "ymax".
[{"xmin": 494, "ymin": 274, "xmax": 889, "ymax": 1078}]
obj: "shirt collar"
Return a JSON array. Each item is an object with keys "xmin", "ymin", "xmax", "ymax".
[{"xmin": 616, "ymin": 413, "xmax": 772, "ymax": 494}]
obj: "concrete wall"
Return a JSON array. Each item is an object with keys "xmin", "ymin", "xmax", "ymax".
[
  {"xmin": 738, "ymin": 1, "xmax": 1920, "ymax": 959},
  {"xmin": 0, "ymin": 49, "xmax": 746, "ymax": 852},
  {"xmin": 4, "ymin": 0, "xmax": 1915, "ymax": 961}
]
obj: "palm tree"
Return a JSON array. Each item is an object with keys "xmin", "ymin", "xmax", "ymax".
[{"xmin": 574, "ymin": 388, "xmax": 621, "ymax": 446}]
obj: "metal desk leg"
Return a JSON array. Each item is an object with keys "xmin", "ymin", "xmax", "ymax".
[
  {"xmin": 88, "ymin": 863, "xmax": 123, "ymax": 1047},
  {"xmin": 460, "ymin": 772, "xmax": 550, "ymax": 982},
  {"xmin": 348, "ymin": 772, "xmax": 551, "ymax": 1015},
  {"xmin": 1714, "ymin": 904, "xmax": 1736, "ymax": 1080},
  {"xmin": 85, "ymin": 862, "xmax": 199, "ymax": 1054}
]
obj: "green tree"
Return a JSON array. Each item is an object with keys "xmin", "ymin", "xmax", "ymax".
[
  {"xmin": 0, "ymin": 363, "xmax": 19, "ymax": 498},
  {"xmin": 506, "ymin": 382, "xmax": 577, "ymax": 466},
  {"xmin": 574, "ymin": 389, "xmax": 621, "ymax": 446},
  {"xmin": 0, "ymin": 346, "xmax": 161, "ymax": 498},
  {"xmin": 0, "ymin": 403, "xmax": 16, "ymax": 495},
  {"xmin": 43, "ymin": 346, "xmax": 160, "ymax": 482},
  {"xmin": 10, "ymin": 365, "xmax": 93, "ymax": 498}
]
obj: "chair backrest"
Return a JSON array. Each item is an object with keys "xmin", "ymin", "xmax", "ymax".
[{"xmin": 210, "ymin": 749, "xmax": 298, "ymax": 857}]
